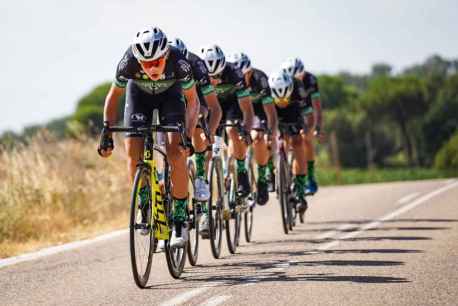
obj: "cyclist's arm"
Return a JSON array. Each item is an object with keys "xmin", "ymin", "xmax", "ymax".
[
  {"xmin": 262, "ymin": 102, "xmax": 278, "ymax": 137},
  {"xmin": 103, "ymin": 83, "xmax": 125, "ymax": 129},
  {"xmin": 203, "ymin": 90, "xmax": 222, "ymax": 136},
  {"xmin": 183, "ymin": 84, "xmax": 200, "ymax": 138},
  {"xmin": 238, "ymin": 95, "xmax": 254, "ymax": 132},
  {"xmin": 312, "ymin": 95, "xmax": 322, "ymax": 133}
]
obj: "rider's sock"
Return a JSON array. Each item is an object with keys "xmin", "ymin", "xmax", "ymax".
[
  {"xmin": 294, "ymin": 175, "xmax": 307, "ymax": 197},
  {"xmin": 257, "ymin": 164, "xmax": 267, "ymax": 183},
  {"xmin": 236, "ymin": 158, "xmax": 247, "ymax": 174},
  {"xmin": 307, "ymin": 160, "xmax": 315, "ymax": 181},
  {"xmin": 195, "ymin": 151, "xmax": 206, "ymax": 178},
  {"xmin": 173, "ymin": 197, "xmax": 188, "ymax": 223},
  {"xmin": 267, "ymin": 158, "xmax": 274, "ymax": 173}
]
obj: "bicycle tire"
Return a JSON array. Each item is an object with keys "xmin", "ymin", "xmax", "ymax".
[
  {"xmin": 277, "ymin": 153, "xmax": 290, "ymax": 234},
  {"xmin": 208, "ymin": 158, "xmax": 224, "ymax": 259},
  {"xmin": 186, "ymin": 160, "xmax": 199, "ymax": 266},
  {"xmin": 129, "ymin": 165, "xmax": 155, "ymax": 288},
  {"xmin": 225, "ymin": 161, "xmax": 240, "ymax": 254}
]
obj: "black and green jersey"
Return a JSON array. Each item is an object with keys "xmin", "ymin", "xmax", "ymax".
[
  {"xmin": 186, "ymin": 51, "xmax": 214, "ymax": 106},
  {"xmin": 247, "ymin": 68, "xmax": 274, "ymax": 105},
  {"xmin": 213, "ymin": 63, "xmax": 250, "ymax": 103},
  {"xmin": 299, "ymin": 71, "xmax": 320, "ymax": 113},
  {"xmin": 114, "ymin": 46, "xmax": 195, "ymax": 95}
]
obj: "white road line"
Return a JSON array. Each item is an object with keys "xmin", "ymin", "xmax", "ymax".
[
  {"xmin": 198, "ymin": 295, "xmax": 231, "ymax": 306},
  {"xmin": 160, "ymin": 288, "xmax": 209, "ymax": 306},
  {"xmin": 315, "ymin": 223, "xmax": 354, "ymax": 240},
  {"xmin": 316, "ymin": 180, "xmax": 458, "ymax": 251},
  {"xmin": 397, "ymin": 192, "xmax": 421, "ymax": 204},
  {"xmin": 445, "ymin": 179, "xmax": 456, "ymax": 185},
  {"xmin": 0, "ymin": 229, "xmax": 128, "ymax": 269}
]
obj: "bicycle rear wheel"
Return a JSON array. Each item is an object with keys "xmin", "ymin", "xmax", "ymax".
[
  {"xmin": 225, "ymin": 162, "xmax": 240, "ymax": 254},
  {"xmin": 277, "ymin": 153, "xmax": 291, "ymax": 234},
  {"xmin": 186, "ymin": 160, "xmax": 199, "ymax": 266},
  {"xmin": 208, "ymin": 157, "xmax": 224, "ymax": 259},
  {"xmin": 244, "ymin": 158, "xmax": 255, "ymax": 242},
  {"xmin": 129, "ymin": 165, "xmax": 155, "ymax": 288}
]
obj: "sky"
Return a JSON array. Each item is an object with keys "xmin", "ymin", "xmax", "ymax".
[{"xmin": 1, "ymin": 0, "xmax": 457, "ymax": 132}]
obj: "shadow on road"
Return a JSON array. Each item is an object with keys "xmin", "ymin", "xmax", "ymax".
[
  {"xmin": 292, "ymin": 226, "xmax": 451, "ymax": 233},
  {"xmin": 307, "ymin": 218, "xmax": 458, "ymax": 225}
]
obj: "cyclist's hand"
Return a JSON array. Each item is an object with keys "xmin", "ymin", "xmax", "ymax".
[{"xmin": 98, "ymin": 122, "xmax": 114, "ymax": 158}]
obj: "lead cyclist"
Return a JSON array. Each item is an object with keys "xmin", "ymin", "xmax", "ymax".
[{"xmin": 98, "ymin": 26, "xmax": 200, "ymax": 248}]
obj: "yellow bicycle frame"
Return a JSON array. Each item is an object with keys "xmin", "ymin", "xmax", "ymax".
[{"xmin": 144, "ymin": 149, "xmax": 169, "ymax": 240}]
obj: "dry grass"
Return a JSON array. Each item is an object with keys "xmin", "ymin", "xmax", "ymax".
[{"xmin": 0, "ymin": 131, "xmax": 130, "ymax": 258}]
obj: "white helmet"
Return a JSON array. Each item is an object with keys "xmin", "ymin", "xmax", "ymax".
[
  {"xmin": 268, "ymin": 70, "xmax": 294, "ymax": 104},
  {"xmin": 169, "ymin": 38, "xmax": 188, "ymax": 58},
  {"xmin": 200, "ymin": 44, "xmax": 226, "ymax": 76},
  {"xmin": 280, "ymin": 57, "xmax": 304, "ymax": 77},
  {"xmin": 131, "ymin": 26, "xmax": 168, "ymax": 61},
  {"xmin": 229, "ymin": 52, "xmax": 252, "ymax": 74},
  {"xmin": 294, "ymin": 57, "xmax": 305, "ymax": 76}
]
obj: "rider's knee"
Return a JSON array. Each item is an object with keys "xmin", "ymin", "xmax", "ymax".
[{"xmin": 167, "ymin": 145, "xmax": 185, "ymax": 165}]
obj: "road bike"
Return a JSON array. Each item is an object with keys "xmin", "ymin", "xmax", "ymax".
[{"xmin": 100, "ymin": 122, "xmax": 190, "ymax": 287}]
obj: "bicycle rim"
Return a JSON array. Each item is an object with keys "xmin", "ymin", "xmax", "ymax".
[
  {"xmin": 165, "ymin": 238, "xmax": 187, "ymax": 279},
  {"xmin": 278, "ymin": 155, "xmax": 289, "ymax": 234},
  {"xmin": 186, "ymin": 160, "xmax": 199, "ymax": 266},
  {"xmin": 225, "ymin": 166, "xmax": 240, "ymax": 254},
  {"xmin": 208, "ymin": 158, "xmax": 223, "ymax": 259},
  {"xmin": 129, "ymin": 165, "xmax": 155, "ymax": 288}
]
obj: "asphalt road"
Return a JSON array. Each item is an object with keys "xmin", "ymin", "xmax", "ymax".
[{"xmin": 1, "ymin": 179, "xmax": 458, "ymax": 306}]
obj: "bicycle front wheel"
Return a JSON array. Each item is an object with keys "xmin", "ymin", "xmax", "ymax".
[
  {"xmin": 129, "ymin": 165, "xmax": 155, "ymax": 288},
  {"xmin": 225, "ymin": 162, "xmax": 240, "ymax": 254},
  {"xmin": 208, "ymin": 157, "xmax": 224, "ymax": 259},
  {"xmin": 277, "ymin": 153, "xmax": 290, "ymax": 234},
  {"xmin": 186, "ymin": 159, "xmax": 199, "ymax": 266}
]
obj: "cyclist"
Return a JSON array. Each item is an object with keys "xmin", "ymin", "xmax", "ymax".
[
  {"xmin": 230, "ymin": 52, "xmax": 278, "ymax": 205},
  {"xmin": 98, "ymin": 26, "xmax": 200, "ymax": 248},
  {"xmin": 169, "ymin": 38, "xmax": 222, "ymax": 202},
  {"xmin": 281, "ymin": 58, "xmax": 323, "ymax": 194},
  {"xmin": 268, "ymin": 70, "xmax": 309, "ymax": 215},
  {"xmin": 200, "ymin": 45, "xmax": 254, "ymax": 198}
]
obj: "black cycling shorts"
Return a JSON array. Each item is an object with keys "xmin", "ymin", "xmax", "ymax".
[
  {"xmin": 277, "ymin": 103, "xmax": 306, "ymax": 136},
  {"xmin": 220, "ymin": 99, "xmax": 243, "ymax": 122},
  {"xmin": 124, "ymin": 80, "xmax": 186, "ymax": 137}
]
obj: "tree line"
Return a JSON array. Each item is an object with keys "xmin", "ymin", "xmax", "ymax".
[{"xmin": 1, "ymin": 54, "xmax": 457, "ymax": 171}]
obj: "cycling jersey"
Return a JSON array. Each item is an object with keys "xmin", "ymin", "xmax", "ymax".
[
  {"xmin": 114, "ymin": 46, "xmax": 195, "ymax": 95},
  {"xmin": 276, "ymin": 79, "xmax": 307, "ymax": 135},
  {"xmin": 213, "ymin": 63, "xmax": 251, "ymax": 102},
  {"xmin": 299, "ymin": 72, "xmax": 320, "ymax": 114},
  {"xmin": 213, "ymin": 63, "xmax": 251, "ymax": 121},
  {"xmin": 246, "ymin": 68, "xmax": 272, "ymax": 129},
  {"xmin": 186, "ymin": 51, "xmax": 215, "ymax": 109}
]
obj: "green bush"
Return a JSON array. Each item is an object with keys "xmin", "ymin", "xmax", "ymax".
[{"xmin": 434, "ymin": 133, "xmax": 458, "ymax": 170}]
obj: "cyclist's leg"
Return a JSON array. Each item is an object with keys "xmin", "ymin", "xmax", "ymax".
[
  {"xmin": 123, "ymin": 81, "xmax": 155, "ymax": 227},
  {"xmin": 226, "ymin": 102, "xmax": 250, "ymax": 197},
  {"xmin": 303, "ymin": 111, "xmax": 318, "ymax": 193},
  {"xmin": 251, "ymin": 109, "xmax": 269, "ymax": 205},
  {"xmin": 123, "ymin": 81, "xmax": 155, "ymax": 182},
  {"xmin": 192, "ymin": 100, "xmax": 210, "ymax": 201},
  {"xmin": 160, "ymin": 86, "xmax": 189, "ymax": 247}
]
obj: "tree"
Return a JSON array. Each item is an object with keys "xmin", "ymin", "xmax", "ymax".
[
  {"xmin": 371, "ymin": 63, "xmax": 392, "ymax": 78},
  {"xmin": 318, "ymin": 75, "xmax": 358, "ymax": 110},
  {"xmin": 434, "ymin": 132, "xmax": 458, "ymax": 171},
  {"xmin": 72, "ymin": 82, "xmax": 124, "ymax": 134},
  {"xmin": 422, "ymin": 74, "xmax": 458, "ymax": 163},
  {"xmin": 362, "ymin": 76, "xmax": 428, "ymax": 166}
]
